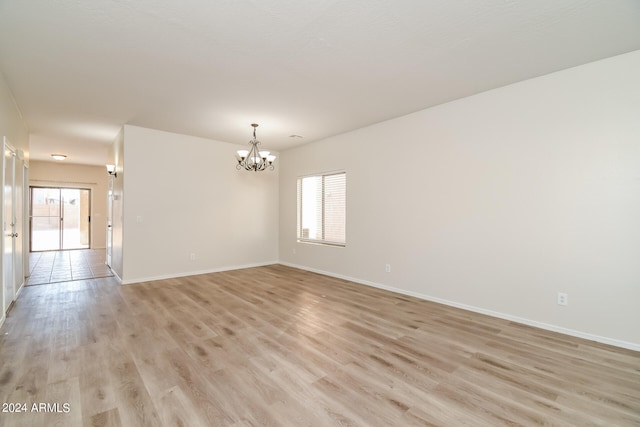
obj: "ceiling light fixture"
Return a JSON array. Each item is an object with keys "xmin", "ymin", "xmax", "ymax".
[
  {"xmin": 235, "ymin": 123, "xmax": 276, "ymax": 171},
  {"xmin": 51, "ymin": 154, "xmax": 67, "ymax": 161}
]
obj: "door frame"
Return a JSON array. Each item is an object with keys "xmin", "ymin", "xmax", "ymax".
[
  {"xmin": 106, "ymin": 176, "xmax": 113, "ymax": 267},
  {"xmin": 22, "ymin": 162, "xmax": 29, "ymax": 283}
]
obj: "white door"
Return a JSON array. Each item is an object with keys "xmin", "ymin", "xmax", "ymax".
[{"xmin": 3, "ymin": 140, "xmax": 16, "ymax": 314}]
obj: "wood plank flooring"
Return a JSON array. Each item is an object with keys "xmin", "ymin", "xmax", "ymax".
[{"xmin": 0, "ymin": 265, "xmax": 638, "ymax": 426}]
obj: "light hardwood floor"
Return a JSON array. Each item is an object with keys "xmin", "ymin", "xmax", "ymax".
[{"xmin": 0, "ymin": 265, "xmax": 638, "ymax": 426}]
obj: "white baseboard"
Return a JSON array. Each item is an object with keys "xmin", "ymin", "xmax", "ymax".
[
  {"xmin": 279, "ymin": 262, "xmax": 640, "ymax": 352},
  {"xmin": 15, "ymin": 281, "xmax": 24, "ymax": 299},
  {"xmin": 120, "ymin": 261, "xmax": 279, "ymax": 285},
  {"xmin": 111, "ymin": 270, "xmax": 123, "ymax": 284},
  {"xmin": 0, "ymin": 281, "xmax": 25, "ymax": 331}
]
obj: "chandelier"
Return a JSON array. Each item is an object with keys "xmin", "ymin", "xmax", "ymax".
[{"xmin": 236, "ymin": 123, "xmax": 276, "ymax": 171}]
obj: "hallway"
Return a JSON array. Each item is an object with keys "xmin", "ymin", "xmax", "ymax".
[{"xmin": 27, "ymin": 249, "xmax": 113, "ymax": 286}]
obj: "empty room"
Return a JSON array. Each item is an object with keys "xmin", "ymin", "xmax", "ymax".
[{"xmin": 0, "ymin": 1, "xmax": 639, "ymax": 426}]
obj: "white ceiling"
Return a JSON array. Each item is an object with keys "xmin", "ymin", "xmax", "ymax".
[{"xmin": 1, "ymin": 0, "xmax": 639, "ymax": 165}]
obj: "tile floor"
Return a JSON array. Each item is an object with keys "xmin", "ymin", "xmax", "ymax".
[{"xmin": 27, "ymin": 249, "xmax": 113, "ymax": 286}]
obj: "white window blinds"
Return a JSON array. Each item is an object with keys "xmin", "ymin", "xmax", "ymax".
[{"xmin": 297, "ymin": 172, "xmax": 346, "ymax": 246}]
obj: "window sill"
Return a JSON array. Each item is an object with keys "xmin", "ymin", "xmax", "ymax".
[{"xmin": 296, "ymin": 239, "xmax": 345, "ymax": 248}]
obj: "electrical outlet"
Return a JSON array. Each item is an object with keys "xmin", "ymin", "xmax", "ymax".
[
  {"xmin": 385, "ymin": 264, "xmax": 391, "ymax": 273},
  {"xmin": 190, "ymin": 253, "xmax": 196, "ymax": 261},
  {"xmin": 557, "ymin": 292, "xmax": 568, "ymax": 306}
]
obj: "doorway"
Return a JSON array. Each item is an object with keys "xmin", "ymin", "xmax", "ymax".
[{"xmin": 29, "ymin": 187, "xmax": 91, "ymax": 252}]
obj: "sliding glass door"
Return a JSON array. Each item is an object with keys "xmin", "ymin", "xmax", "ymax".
[{"xmin": 30, "ymin": 187, "xmax": 90, "ymax": 251}]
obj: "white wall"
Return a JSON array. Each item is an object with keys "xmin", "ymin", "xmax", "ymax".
[
  {"xmin": 279, "ymin": 51, "xmax": 640, "ymax": 349},
  {"xmin": 120, "ymin": 125, "xmax": 279, "ymax": 283},
  {"xmin": 29, "ymin": 161, "xmax": 109, "ymax": 249},
  {"xmin": 0, "ymin": 72, "xmax": 29, "ymax": 325}
]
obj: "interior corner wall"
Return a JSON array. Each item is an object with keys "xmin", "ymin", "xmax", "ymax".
[
  {"xmin": 278, "ymin": 50, "xmax": 640, "ymax": 349},
  {"xmin": 0, "ymin": 75, "xmax": 28, "ymax": 156},
  {"xmin": 120, "ymin": 125, "xmax": 279, "ymax": 283},
  {"xmin": 28, "ymin": 161, "xmax": 109, "ymax": 249}
]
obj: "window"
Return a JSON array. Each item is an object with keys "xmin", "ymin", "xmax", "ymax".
[{"xmin": 297, "ymin": 172, "xmax": 346, "ymax": 246}]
